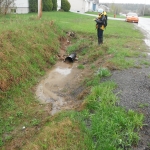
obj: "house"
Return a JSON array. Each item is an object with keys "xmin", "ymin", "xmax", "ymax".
[
  {"xmin": 1, "ymin": 0, "xmax": 29, "ymax": 14},
  {"xmin": 9, "ymin": 0, "xmax": 61, "ymax": 14},
  {"xmin": 7, "ymin": 0, "xmax": 29, "ymax": 14},
  {"xmin": 57, "ymin": 0, "xmax": 61, "ymax": 10},
  {"xmin": 14, "ymin": 0, "xmax": 29, "ymax": 14},
  {"xmin": 68, "ymin": 0, "xmax": 98, "ymax": 13}
]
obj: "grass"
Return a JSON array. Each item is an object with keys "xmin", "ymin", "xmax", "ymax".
[
  {"xmin": 85, "ymin": 82, "xmax": 144, "ymax": 149},
  {"xmin": 77, "ymin": 64, "xmax": 85, "ymax": 69},
  {"xmin": 0, "ymin": 11, "xmax": 148, "ymax": 149},
  {"xmin": 23, "ymin": 81, "xmax": 144, "ymax": 150},
  {"xmin": 97, "ymin": 67, "xmax": 111, "ymax": 77},
  {"xmin": 138, "ymin": 103, "xmax": 149, "ymax": 108},
  {"xmin": 22, "ymin": 117, "xmax": 94, "ymax": 150}
]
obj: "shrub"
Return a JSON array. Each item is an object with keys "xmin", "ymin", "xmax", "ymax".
[
  {"xmin": 61, "ymin": 0, "xmax": 71, "ymax": 12},
  {"xmin": 43, "ymin": 0, "xmax": 53, "ymax": 11},
  {"xmin": 29, "ymin": 0, "xmax": 38, "ymax": 12},
  {"xmin": 52, "ymin": 0, "xmax": 57, "ymax": 11}
]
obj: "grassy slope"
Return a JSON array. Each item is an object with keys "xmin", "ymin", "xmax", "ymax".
[{"xmin": 0, "ymin": 12, "xmax": 148, "ymax": 149}]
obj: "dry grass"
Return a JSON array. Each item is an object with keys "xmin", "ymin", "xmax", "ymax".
[{"xmin": 22, "ymin": 118, "xmax": 87, "ymax": 150}]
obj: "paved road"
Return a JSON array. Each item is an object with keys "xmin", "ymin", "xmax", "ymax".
[{"xmin": 138, "ymin": 17, "xmax": 150, "ymax": 48}]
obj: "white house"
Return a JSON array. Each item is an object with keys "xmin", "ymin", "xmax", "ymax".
[
  {"xmin": 57, "ymin": 0, "xmax": 61, "ymax": 10},
  {"xmin": 68, "ymin": 0, "xmax": 98, "ymax": 13},
  {"xmin": 14, "ymin": 0, "xmax": 29, "ymax": 14},
  {"xmin": 10, "ymin": 0, "xmax": 61, "ymax": 14}
]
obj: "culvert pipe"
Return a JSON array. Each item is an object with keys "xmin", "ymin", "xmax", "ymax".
[{"xmin": 65, "ymin": 53, "xmax": 76, "ymax": 63}]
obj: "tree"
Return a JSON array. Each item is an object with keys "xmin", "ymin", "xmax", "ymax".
[
  {"xmin": 29, "ymin": 0, "xmax": 38, "ymax": 13},
  {"xmin": 110, "ymin": 3, "xmax": 122, "ymax": 15},
  {"xmin": 43, "ymin": 0, "xmax": 53, "ymax": 11},
  {"xmin": 61, "ymin": 0, "xmax": 70, "ymax": 12},
  {"xmin": 52, "ymin": 0, "xmax": 57, "ymax": 11},
  {"xmin": 0, "ymin": 0, "xmax": 15, "ymax": 15}
]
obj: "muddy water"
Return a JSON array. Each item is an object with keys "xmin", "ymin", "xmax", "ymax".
[{"xmin": 36, "ymin": 61, "xmax": 81, "ymax": 115}]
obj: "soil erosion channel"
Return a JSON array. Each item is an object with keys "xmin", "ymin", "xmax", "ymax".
[{"xmin": 36, "ymin": 60, "xmax": 83, "ymax": 115}]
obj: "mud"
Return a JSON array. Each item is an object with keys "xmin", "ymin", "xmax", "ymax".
[{"xmin": 36, "ymin": 60, "xmax": 84, "ymax": 115}]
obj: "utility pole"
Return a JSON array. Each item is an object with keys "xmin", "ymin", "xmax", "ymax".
[{"xmin": 38, "ymin": 0, "xmax": 42, "ymax": 18}]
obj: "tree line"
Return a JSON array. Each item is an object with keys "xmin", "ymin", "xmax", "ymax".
[{"xmin": 101, "ymin": 3, "xmax": 150, "ymax": 16}]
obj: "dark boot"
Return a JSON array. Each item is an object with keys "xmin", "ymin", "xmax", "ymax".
[
  {"xmin": 100, "ymin": 38, "xmax": 103, "ymax": 44},
  {"xmin": 98, "ymin": 38, "xmax": 101, "ymax": 45}
]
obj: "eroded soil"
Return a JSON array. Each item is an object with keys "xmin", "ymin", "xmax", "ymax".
[{"xmin": 35, "ymin": 60, "xmax": 87, "ymax": 115}]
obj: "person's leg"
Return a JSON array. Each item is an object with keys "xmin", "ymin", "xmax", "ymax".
[
  {"xmin": 99, "ymin": 29, "xmax": 103, "ymax": 44},
  {"xmin": 97, "ymin": 29, "xmax": 103, "ymax": 45},
  {"xmin": 97, "ymin": 28, "xmax": 100, "ymax": 45}
]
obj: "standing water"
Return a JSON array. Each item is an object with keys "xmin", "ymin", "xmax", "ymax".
[{"xmin": 35, "ymin": 61, "xmax": 81, "ymax": 115}]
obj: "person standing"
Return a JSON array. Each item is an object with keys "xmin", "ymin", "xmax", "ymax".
[{"xmin": 94, "ymin": 9, "xmax": 107, "ymax": 45}]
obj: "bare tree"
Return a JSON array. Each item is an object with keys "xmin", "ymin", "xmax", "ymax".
[{"xmin": 0, "ymin": 0, "xmax": 15, "ymax": 15}]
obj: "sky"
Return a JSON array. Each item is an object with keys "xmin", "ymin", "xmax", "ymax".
[{"xmin": 99, "ymin": 0, "xmax": 150, "ymax": 4}]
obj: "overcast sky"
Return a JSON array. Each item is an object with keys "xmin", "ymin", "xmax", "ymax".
[{"xmin": 99, "ymin": 0, "xmax": 149, "ymax": 4}]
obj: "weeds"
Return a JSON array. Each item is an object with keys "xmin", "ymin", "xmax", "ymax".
[
  {"xmin": 31, "ymin": 119, "xmax": 40, "ymax": 126},
  {"xmin": 140, "ymin": 60, "xmax": 150, "ymax": 66},
  {"xmin": 97, "ymin": 67, "xmax": 111, "ymax": 77},
  {"xmin": 138, "ymin": 103, "xmax": 149, "ymax": 108},
  {"xmin": 77, "ymin": 64, "xmax": 85, "ymax": 69},
  {"xmin": 85, "ymin": 76, "xmax": 100, "ymax": 87},
  {"xmin": 85, "ymin": 81, "xmax": 144, "ymax": 149}
]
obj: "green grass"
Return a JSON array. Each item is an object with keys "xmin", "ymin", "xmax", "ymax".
[
  {"xmin": 85, "ymin": 81, "xmax": 144, "ymax": 149},
  {"xmin": 23, "ymin": 81, "xmax": 144, "ymax": 150},
  {"xmin": 77, "ymin": 64, "xmax": 85, "ymax": 69},
  {"xmin": 140, "ymin": 60, "xmax": 150, "ymax": 66},
  {"xmin": 97, "ymin": 67, "xmax": 111, "ymax": 77},
  {"xmin": 138, "ymin": 103, "xmax": 149, "ymax": 108},
  {"xmin": 0, "ymin": 11, "xmax": 147, "ymax": 149}
]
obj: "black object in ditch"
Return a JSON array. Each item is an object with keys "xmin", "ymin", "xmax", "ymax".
[{"xmin": 65, "ymin": 53, "xmax": 76, "ymax": 63}]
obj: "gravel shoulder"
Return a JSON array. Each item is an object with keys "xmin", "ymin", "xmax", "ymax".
[{"xmin": 102, "ymin": 55, "xmax": 150, "ymax": 150}]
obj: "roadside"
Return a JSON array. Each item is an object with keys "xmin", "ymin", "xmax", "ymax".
[
  {"xmin": 102, "ymin": 64, "xmax": 150, "ymax": 150},
  {"xmin": 0, "ymin": 12, "xmax": 149, "ymax": 149},
  {"xmin": 102, "ymin": 24, "xmax": 150, "ymax": 149},
  {"xmin": 78, "ymin": 11, "xmax": 150, "ymax": 149}
]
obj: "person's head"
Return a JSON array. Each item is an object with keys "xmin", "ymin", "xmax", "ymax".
[{"xmin": 98, "ymin": 9, "xmax": 103, "ymax": 15}]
